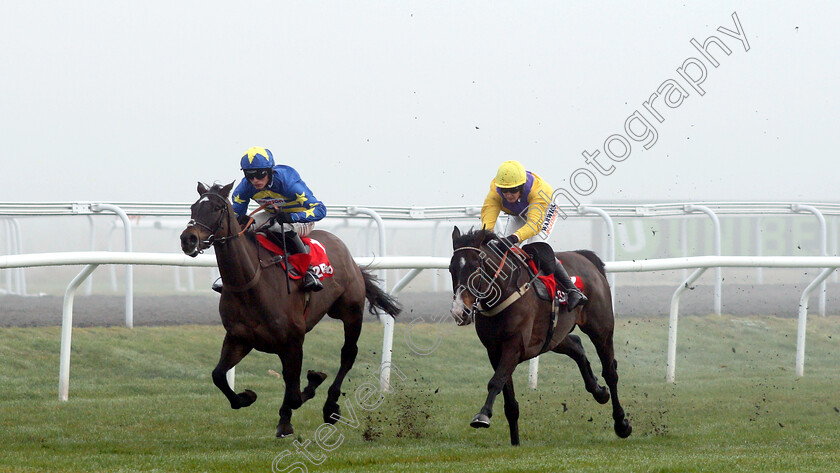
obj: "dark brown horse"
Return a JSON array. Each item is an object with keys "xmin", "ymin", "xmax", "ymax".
[
  {"xmin": 449, "ymin": 227, "xmax": 631, "ymax": 445},
  {"xmin": 180, "ymin": 182, "xmax": 401, "ymax": 438}
]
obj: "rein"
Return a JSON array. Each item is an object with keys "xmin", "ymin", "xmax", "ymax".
[
  {"xmin": 188, "ymin": 194, "xmax": 281, "ymax": 248},
  {"xmin": 187, "ymin": 192, "xmax": 263, "ymax": 291},
  {"xmin": 453, "ymin": 243, "xmax": 535, "ymax": 317}
]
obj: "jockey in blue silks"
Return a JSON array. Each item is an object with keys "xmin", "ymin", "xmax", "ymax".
[{"xmin": 212, "ymin": 146, "xmax": 326, "ymax": 293}]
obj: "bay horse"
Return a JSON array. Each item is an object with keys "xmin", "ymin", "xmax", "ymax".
[
  {"xmin": 180, "ymin": 182, "xmax": 401, "ymax": 438},
  {"xmin": 449, "ymin": 227, "xmax": 631, "ymax": 445}
]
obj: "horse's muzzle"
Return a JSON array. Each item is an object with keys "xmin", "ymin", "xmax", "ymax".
[{"xmin": 180, "ymin": 228, "xmax": 201, "ymax": 257}]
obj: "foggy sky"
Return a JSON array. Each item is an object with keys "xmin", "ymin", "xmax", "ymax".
[{"xmin": 2, "ymin": 1, "xmax": 836, "ymax": 207}]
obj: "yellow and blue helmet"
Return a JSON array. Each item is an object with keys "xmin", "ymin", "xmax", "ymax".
[{"xmin": 240, "ymin": 146, "xmax": 275, "ymax": 170}]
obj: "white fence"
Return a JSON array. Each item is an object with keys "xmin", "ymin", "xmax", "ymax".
[
  {"xmin": 4, "ymin": 201, "xmax": 840, "ymax": 303},
  {"xmin": 1, "ymin": 252, "xmax": 838, "ymax": 400},
  {"xmin": 3, "ymin": 200, "xmax": 839, "ymax": 397}
]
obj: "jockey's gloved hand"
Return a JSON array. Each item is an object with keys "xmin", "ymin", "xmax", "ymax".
[
  {"xmin": 273, "ymin": 212, "xmax": 294, "ymax": 224},
  {"xmin": 503, "ymin": 234, "xmax": 519, "ymax": 247},
  {"xmin": 236, "ymin": 214, "xmax": 251, "ymax": 227}
]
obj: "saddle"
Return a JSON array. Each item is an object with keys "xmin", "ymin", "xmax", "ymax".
[
  {"xmin": 520, "ymin": 242, "xmax": 584, "ymax": 301},
  {"xmin": 519, "ymin": 242, "xmax": 585, "ymax": 354},
  {"xmin": 255, "ymin": 234, "xmax": 334, "ymax": 281}
]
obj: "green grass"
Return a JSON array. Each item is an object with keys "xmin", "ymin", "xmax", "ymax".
[{"xmin": 1, "ymin": 315, "xmax": 839, "ymax": 472}]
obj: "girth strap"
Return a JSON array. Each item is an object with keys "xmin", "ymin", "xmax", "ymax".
[
  {"xmin": 223, "ymin": 266, "xmax": 262, "ymax": 292},
  {"xmin": 539, "ymin": 298, "xmax": 561, "ymax": 354}
]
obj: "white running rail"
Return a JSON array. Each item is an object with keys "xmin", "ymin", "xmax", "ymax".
[{"xmin": 1, "ymin": 252, "xmax": 838, "ymax": 399}]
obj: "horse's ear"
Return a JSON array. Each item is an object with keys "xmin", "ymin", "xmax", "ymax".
[
  {"xmin": 452, "ymin": 226, "xmax": 461, "ymax": 241},
  {"xmin": 219, "ymin": 181, "xmax": 235, "ymax": 198},
  {"xmin": 197, "ymin": 182, "xmax": 209, "ymax": 195}
]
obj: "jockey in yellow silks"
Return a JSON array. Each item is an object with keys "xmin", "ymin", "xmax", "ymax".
[{"xmin": 480, "ymin": 161, "xmax": 587, "ymax": 310}]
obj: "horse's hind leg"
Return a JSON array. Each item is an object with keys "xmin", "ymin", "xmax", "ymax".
[
  {"xmin": 583, "ymin": 326, "xmax": 632, "ymax": 438},
  {"xmin": 553, "ymin": 334, "xmax": 610, "ymax": 404},
  {"xmin": 212, "ymin": 333, "xmax": 256, "ymax": 409},
  {"xmin": 323, "ymin": 305, "xmax": 363, "ymax": 424}
]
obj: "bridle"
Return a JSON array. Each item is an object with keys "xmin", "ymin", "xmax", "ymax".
[
  {"xmin": 186, "ymin": 192, "xmax": 265, "ymax": 292},
  {"xmin": 185, "ymin": 192, "xmax": 242, "ymax": 252},
  {"xmin": 453, "ymin": 242, "xmax": 535, "ymax": 317}
]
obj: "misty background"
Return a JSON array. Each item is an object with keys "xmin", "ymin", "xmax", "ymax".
[
  {"xmin": 2, "ymin": 2, "xmax": 839, "ymax": 300},
  {"xmin": 3, "ymin": 1, "xmax": 836, "ymax": 205}
]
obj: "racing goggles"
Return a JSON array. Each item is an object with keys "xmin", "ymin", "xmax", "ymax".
[{"xmin": 244, "ymin": 169, "xmax": 270, "ymax": 180}]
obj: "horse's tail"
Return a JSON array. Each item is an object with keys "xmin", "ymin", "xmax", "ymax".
[
  {"xmin": 360, "ymin": 269, "xmax": 402, "ymax": 317},
  {"xmin": 574, "ymin": 249, "xmax": 607, "ymax": 278}
]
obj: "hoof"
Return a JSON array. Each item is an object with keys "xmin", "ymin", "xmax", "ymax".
[
  {"xmin": 615, "ymin": 418, "xmax": 632, "ymax": 438},
  {"xmin": 470, "ymin": 413, "xmax": 491, "ymax": 429},
  {"xmin": 303, "ymin": 371, "xmax": 328, "ymax": 399},
  {"xmin": 593, "ymin": 386, "xmax": 610, "ymax": 405},
  {"xmin": 232, "ymin": 389, "xmax": 257, "ymax": 409},
  {"xmin": 276, "ymin": 423, "xmax": 294, "ymax": 438},
  {"xmin": 323, "ymin": 401, "xmax": 340, "ymax": 424},
  {"xmin": 307, "ymin": 370, "xmax": 328, "ymax": 387}
]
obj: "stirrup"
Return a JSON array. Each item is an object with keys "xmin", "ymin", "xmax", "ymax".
[
  {"xmin": 211, "ymin": 278, "xmax": 223, "ymax": 294},
  {"xmin": 565, "ymin": 288, "xmax": 587, "ymax": 311},
  {"xmin": 302, "ymin": 270, "xmax": 324, "ymax": 292}
]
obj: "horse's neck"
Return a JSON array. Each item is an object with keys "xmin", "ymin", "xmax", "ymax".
[
  {"xmin": 484, "ymin": 248, "xmax": 529, "ymax": 295},
  {"xmin": 214, "ymin": 227, "xmax": 259, "ymax": 285}
]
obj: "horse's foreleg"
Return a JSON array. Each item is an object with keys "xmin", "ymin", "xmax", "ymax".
[
  {"xmin": 212, "ymin": 334, "xmax": 255, "ymax": 409},
  {"xmin": 471, "ymin": 343, "xmax": 520, "ymax": 429},
  {"xmin": 553, "ymin": 334, "xmax": 610, "ymax": 404},
  {"xmin": 502, "ymin": 380, "xmax": 520, "ymax": 446},
  {"xmin": 324, "ymin": 312, "xmax": 362, "ymax": 424},
  {"xmin": 591, "ymin": 331, "xmax": 632, "ymax": 438},
  {"xmin": 276, "ymin": 340, "xmax": 304, "ymax": 438}
]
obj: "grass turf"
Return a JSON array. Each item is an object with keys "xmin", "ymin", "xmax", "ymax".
[{"xmin": 1, "ymin": 314, "xmax": 839, "ymax": 472}]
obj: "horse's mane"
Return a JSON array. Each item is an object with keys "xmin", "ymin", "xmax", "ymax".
[{"xmin": 454, "ymin": 228, "xmax": 500, "ymax": 249}]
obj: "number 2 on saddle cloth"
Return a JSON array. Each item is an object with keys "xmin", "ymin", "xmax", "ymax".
[{"xmin": 255, "ymin": 234, "xmax": 335, "ymax": 280}]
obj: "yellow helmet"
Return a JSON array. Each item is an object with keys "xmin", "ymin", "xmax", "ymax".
[{"xmin": 495, "ymin": 161, "xmax": 527, "ymax": 188}]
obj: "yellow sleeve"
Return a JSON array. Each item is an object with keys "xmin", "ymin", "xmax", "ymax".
[
  {"xmin": 480, "ymin": 180, "xmax": 503, "ymax": 231},
  {"xmin": 513, "ymin": 173, "xmax": 553, "ymax": 242}
]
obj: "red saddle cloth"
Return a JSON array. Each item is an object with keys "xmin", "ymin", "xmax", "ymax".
[
  {"xmin": 525, "ymin": 258, "xmax": 584, "ymax": 298},
  {"xmin": 255, "ymin": 235, "xmax": 334, "ymax": 281}
]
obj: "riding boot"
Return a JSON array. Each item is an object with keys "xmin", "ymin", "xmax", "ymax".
[
  {"xmin": 554, "ymin": 263, "xmax": 588, "ymax": 311},
  {"xmin": 281, "ymin": 231, "xmax": 324, "ymax": 293},
  {"xmin": 281, "ymin": 230, "xmax": 307, "ymax": 254}
]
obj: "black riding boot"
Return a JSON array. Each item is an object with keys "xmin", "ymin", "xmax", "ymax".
[
  {"xmin": 554, "ymin": 263, "xmax": 587, "ymax": 311},
  {"xmin": 281, "ymin": 230, "xmax": 324, "ymax": 293}
]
